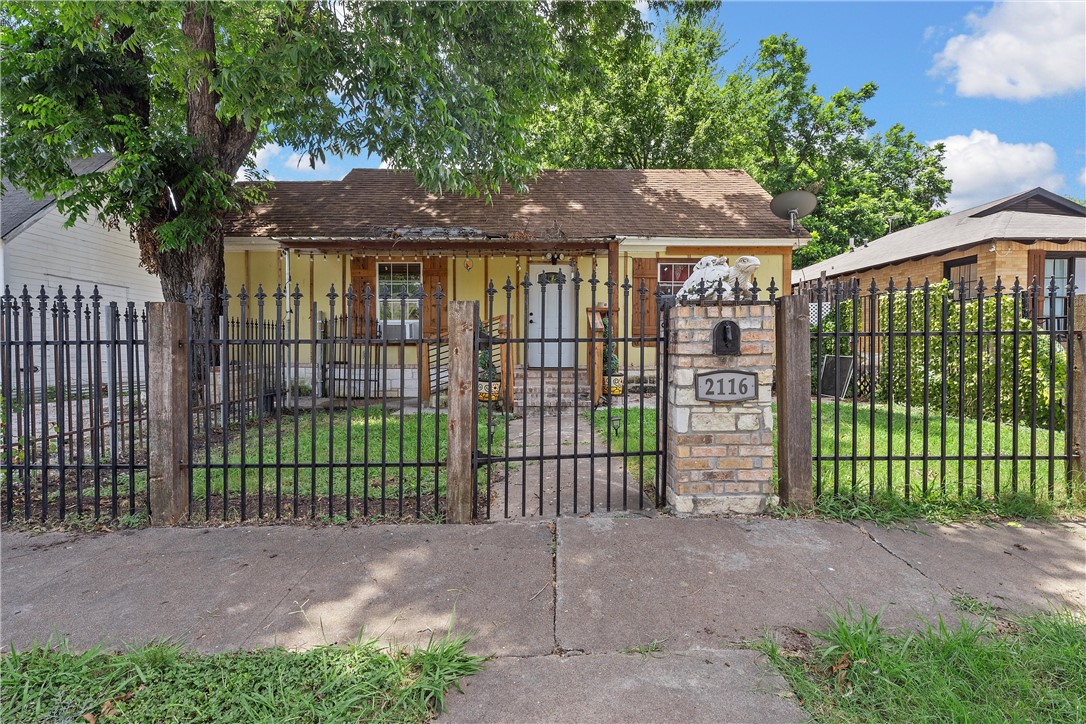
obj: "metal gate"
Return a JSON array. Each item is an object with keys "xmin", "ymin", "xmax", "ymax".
[{"xmin": 471, "ymin": 271, "xmax": 672, "ymax": 519}]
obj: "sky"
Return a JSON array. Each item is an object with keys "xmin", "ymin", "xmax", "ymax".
[{"xmin": 255, "ymin": 1, "xmax": 1086, "ymax": 213}]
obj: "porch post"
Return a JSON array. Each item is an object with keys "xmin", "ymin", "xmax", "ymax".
[
  {"xmin": 446, "ymin": 300, "xmax": 477, "ymax": 523},
  {"xmin": 607, "ymin": 241, "xmax": 620, "ymax": 313}
]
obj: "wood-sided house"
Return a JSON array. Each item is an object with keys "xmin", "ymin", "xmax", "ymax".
[
  {"xmin": 223, "ymin": 168, "xmax": 808, "ymax": 401},
  {"xmin": 1, "ymin": 153, "xmax": 163, "ymax": 306}
]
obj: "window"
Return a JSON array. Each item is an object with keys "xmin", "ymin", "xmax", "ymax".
[
  {"xmin": 1042, "ymin": 257, "xmax": 1079, "ymax": 329},
  {"xmin": 376, "ymin": 263, "xmax": 423, "ymax": 320},
  {"xmin": 657, "ymin": 262, "xmax": 697, "ymax": 296},
  {"xmin": 944, "ymin": 256, "xmax": 978, "ymax": 300}
]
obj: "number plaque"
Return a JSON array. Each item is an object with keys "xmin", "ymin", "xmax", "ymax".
[{"xmin": 695, "ymin": 370, "xmax": 758, "ymax": 402}]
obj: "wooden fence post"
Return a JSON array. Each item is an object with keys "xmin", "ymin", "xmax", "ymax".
[
  {"xmin": 147, "ymin": 302, "xmax": 189, "ymax": 524},
  {"xmin": 775, "ymin": 293, "xmax": 814, "ymax": 509},
  {"xmin": 1071, "ymin": 295, "xmax": 1086, "ymax": 484},
  {"xmin": 446, "ymin": 301, "xmax": 477, "ymax": 523}
]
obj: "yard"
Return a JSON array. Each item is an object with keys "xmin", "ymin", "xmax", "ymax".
[
  {"xmin": 813, "ymin": 400, "xmax": 1077, "ymax": 503},
  {"xmin": 592, "ymin": 401, "xmax": 1084, "ymax": 518},
  {"xmin": 188, "ymin": 407, "xmax": 506, "ymax": 519},
  {"xmin": 592, "ymin": 407, "xmax": 661, "ymax": 495}
]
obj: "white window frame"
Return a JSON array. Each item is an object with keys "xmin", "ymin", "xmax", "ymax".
[
  {"xmin": 657, "ymin": 261, "xmax": 697, "ymax": 296},
  {"xmin": 376, "ymin": 262, "xmax": 423, "ymax": 321}
]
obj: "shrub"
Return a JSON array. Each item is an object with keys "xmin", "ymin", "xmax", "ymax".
[
  {"xmin": 810, "ymin": 281, "xmax": 1066, "ymax": 430},
  {"xmin": 878, "ymin": 281, "xmax": 1065, "ymax": 430}
]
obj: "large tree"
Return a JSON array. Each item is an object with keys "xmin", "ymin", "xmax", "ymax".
[
  {"xmin": 533, "ymin": 15, "xmax": 952, "ymax": 267},
  {"xmin": 1, "ymin": 0, "xmax": 646, "ymax": 300}
]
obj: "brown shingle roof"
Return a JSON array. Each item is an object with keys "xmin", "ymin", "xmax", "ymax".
[{"xmin": 225, "ymin": 169, "xmax": 805, "ymax": 241}]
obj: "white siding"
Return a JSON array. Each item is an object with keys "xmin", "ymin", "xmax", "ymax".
[{"xmin": 3, "ymin": 205, "xmax": 163, "ymax": 305}]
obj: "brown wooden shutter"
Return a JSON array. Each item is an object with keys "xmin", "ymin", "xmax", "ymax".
[
  {"xmin": 1026, "ymin": 249, "xmax": 1045, "ymax": 318},
  {"xmin": 423, "ymin": 257, "xmax": 449, "ymax": 339},
  {"xmin": 632, "ymin": 257, "xmax": 659, "ymax": 346},
  {"xmin": 350, "ymin": 256, "xmax": 378, "ymax": 337}
]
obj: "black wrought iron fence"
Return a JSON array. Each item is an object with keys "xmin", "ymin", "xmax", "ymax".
[
  {"xmin": 185, "ymin": 284, "xmax": 449, "ymax": 522},
  {"xmin": 2, "ymin": 286, "xmax": 148, "ymax": 522},
  {"xmin": 808, "ymin": 276, "xmax": 1077, "ymax": 501},
  {"xmin": 472, "ymin": 270, "xmax": 675, "ymax": 519}
]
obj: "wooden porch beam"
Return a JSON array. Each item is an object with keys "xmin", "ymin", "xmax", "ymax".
[{"xmin": 278, "ymin": 239, "xmax": 614, "ymax": 255}]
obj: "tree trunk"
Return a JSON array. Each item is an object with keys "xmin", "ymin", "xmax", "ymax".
[
  {"xmin": 145, "ymin": 223, "xmax": 226, "ymax": 306},
  {"xmin": 143, "ymin": 220, "xmax": 225, "ymax": 400}
]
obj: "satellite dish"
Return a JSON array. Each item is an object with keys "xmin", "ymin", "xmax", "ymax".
[{"xmin": 770, "ymin": 190, "xmax": 818, "ymax": 233}]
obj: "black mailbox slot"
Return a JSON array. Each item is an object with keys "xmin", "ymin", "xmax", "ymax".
[{"xmin": 713, "ymin": 320, "xmax": 741, "ymax": 356}]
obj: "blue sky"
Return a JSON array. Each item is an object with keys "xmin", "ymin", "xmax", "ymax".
[{"xmin": 256, "ymin": 1, "xmax": 1086, "ymax": 211}]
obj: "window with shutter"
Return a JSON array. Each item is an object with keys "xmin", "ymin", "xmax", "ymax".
[
  {"xmin": 631, "ymin": 256, "xmax": 700, "ymax": 345},
  {"xmin": 350, "ymin": 256, "xmax": 451, "ymax": 341}
]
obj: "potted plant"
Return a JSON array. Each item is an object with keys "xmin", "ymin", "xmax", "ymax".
[
  {"xmin": 477, "ymin": 347, "xmax": 502, "ymax": 403},
  {"xmin": 602, "ymin": 318, "xmax": 624, "ymax": 396}
]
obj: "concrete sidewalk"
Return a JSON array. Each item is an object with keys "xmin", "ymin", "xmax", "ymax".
[{"xmin": 3, "ymin": 517, "xmax": 1084, "ymax": 723}]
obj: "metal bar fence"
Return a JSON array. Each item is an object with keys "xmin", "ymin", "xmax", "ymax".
[
  {"xmin": 471, "ymin": 269, "xmax": 744, "ymax": 519},
  {"xmin": 185, "ymin": 283, "xmax": 448, "ymax": 522},
  {"xmin": 2, "ymin": 286, "xmax": 149, "ymax": 522},
  {"xmin": 807, "ymin": 275, "xmax": 1077, "ymax": 501}
]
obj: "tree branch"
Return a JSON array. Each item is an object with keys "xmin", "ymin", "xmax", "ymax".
[{"xmin": 183, "ymin": 1, "xmax": 221, "ymax": 162}]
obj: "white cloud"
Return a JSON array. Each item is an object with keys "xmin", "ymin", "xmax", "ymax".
[
  {"xmin": 285, "ymin": 151, "xmax": 329, "ymax": 173},
  {"xmin": 933, "ymin": 129, "xmax": 1064, "ymax": 211},
  {"xmin": 1079, "ymin": 167, "xmax": 1086, "ymax": 188},
  {"xmin": 253, "ymin": 143, "xmax": 282, "ymax": 170},
  {"xmin": 236, "ymin": 143, "xmax": 281, "ymax": 181},
  {"xmin": 931, "ymin": 1, "xmax": 1085, "ymax": 101}
]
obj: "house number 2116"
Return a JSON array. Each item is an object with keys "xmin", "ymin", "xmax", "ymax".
[{"xmin": 694, "ymin": 371, "xmax": 757, "ymax": 402}]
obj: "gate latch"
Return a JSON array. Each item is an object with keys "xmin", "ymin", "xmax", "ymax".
[{"xmin": 713, "ymin": 320, "xmax": 740, "ymax": 356}]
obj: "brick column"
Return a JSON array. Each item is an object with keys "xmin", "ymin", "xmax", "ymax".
[{"xmin": 666, "ymin": 302, "xmax": 775, "ymax": 514}]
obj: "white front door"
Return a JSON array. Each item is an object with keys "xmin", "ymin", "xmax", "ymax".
[{"xmin": 527, "ymin": 264, "xmax": 577, "ymax": 368}]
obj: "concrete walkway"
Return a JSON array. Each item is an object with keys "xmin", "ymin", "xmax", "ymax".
[{"xmin": 2, "ymin": 517, "xmax": 1084, "ymax": 723}]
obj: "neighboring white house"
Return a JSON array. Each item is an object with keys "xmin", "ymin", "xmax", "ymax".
[{"xmin": 1, "ymin": 153, "xmax": 163, "ymax": 306}]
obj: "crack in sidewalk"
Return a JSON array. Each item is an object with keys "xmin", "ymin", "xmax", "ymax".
[
  {"xmin": 849, "ymin": 520, "xmax": 934, "ymax": 583},
  {"xmin": 549, "ymin": 520, "xmax": 559, "ymax": 653},
  {"xmin": 239, "ymin": 527, "xmax": 339, "ymax": 648}
]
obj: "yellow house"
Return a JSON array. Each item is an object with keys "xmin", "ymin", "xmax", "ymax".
[{"xmin": 223, "ymin": 169, "xmax": 808, "ymax": 402}]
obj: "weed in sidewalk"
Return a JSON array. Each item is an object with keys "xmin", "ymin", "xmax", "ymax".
[{"xmin": 621, "ymin": 638, "xmax": 667, "ymax": 659}]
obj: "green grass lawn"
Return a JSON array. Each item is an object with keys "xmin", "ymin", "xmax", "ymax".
[
  {"xmin": 1, "ymin": 635, "xmax": 483, "ymax": 723},
  {"xmin": 813, "ymin": 400, "xmax": 1079, "ymax": 503},
  {"xmin": 759, "ymin": 608, "xmax": 1086, "ymax": 723},
  {"xmin": 591, "ymin": 407, "xmax": 660, "ymax": 491},
  {"xmin": 190, "ymin": 407, "xmax": 505, "ymax": 502}
]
